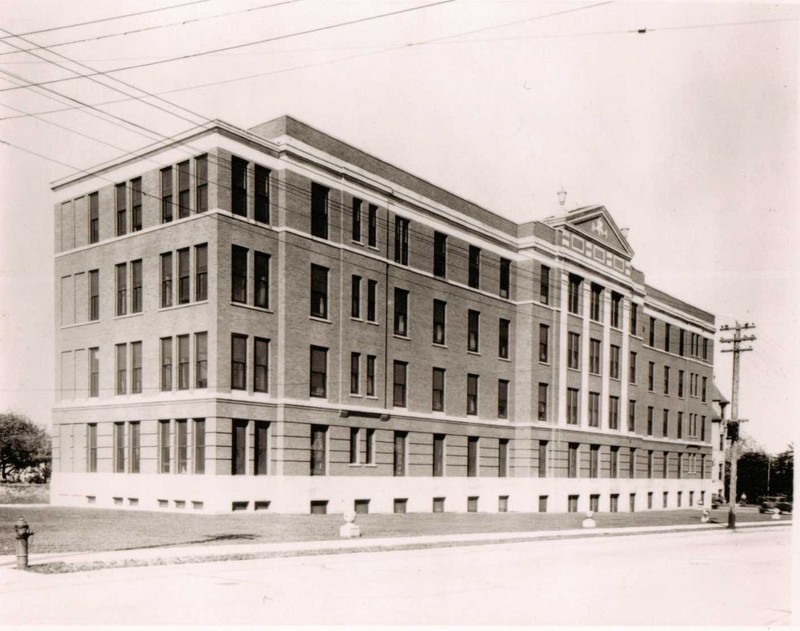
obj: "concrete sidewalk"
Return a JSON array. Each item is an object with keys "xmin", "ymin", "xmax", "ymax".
[{"xmin": 0, "ymin": 517, "xmax": 790, "ymax": 576}]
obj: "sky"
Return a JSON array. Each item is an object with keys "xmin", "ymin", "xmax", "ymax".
[{"xmin": 0, "ymin": 0, "xmax": 797, "ymax": 453}]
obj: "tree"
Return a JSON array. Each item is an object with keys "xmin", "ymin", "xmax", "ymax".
[
  {"xmin": 770, "ymin": 444, "xmax": 794, "ymax": 500},
  {"xmin": 724, "ymin": 434, "xmax": 767, "ymax": 503},
  {"xmin": 0, "ymin": 411, "xmax": 51, "ymax": 483}
]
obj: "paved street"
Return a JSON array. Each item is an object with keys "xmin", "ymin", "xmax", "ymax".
[{"xmin": 0, "ymin": 526, "xmax": 792, "ymax": 625}]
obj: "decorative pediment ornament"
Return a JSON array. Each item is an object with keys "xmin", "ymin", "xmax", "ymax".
[{"xmin": 590, "ymin": 218, "xmax": 608, "ymax": 240}]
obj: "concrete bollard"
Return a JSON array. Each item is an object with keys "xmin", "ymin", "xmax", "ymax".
[
  {"xmin": 14, "ymin": 517, "xmax": 34, "ymax": 570},
  {"xmin": 582, "ymin": 510, "xmax": 596, "ymax": 529},
  {"xmin": 772, "ymin": 508, "xmax": 781, "ymax": 520},
  {"xmin": 339, "ymin": 510, "xmax": 361, "ymax": 538}
]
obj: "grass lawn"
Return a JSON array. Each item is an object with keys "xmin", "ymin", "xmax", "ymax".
[
  {"xmin": 0, "ymin": 483, "xmax": 49, "ymax": 505},
  {"xmin": 0, "ymin": 505, "xmax": 786, "ymax": 557}
]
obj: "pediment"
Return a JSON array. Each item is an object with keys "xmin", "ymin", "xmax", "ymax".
[{"xmin": 548, "ymin": 205, "xmax": 635, "ymax": 260}]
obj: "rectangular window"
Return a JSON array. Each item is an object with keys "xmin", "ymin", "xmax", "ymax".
[
  {"xmin": 368, "ymin": 204, "xmax": 377, "ymax": 247},
  {"xmin": 195, "ymin": 155, "xmax": 207, "ymax": 214},
  {"xmin": 539, "ymin": 324, "xmax": 549, "ymax": 363},
  {"xmin": 702, "ymin": 338, "xmax": 709, "ymax": 360},
  {"xmin": 160, "ymin": 337, "xmax": 172, "ymax": 391},
  {"xmin": 349, "ymin": 427, "xmax": 359, "ymax": 465},
  {"xmin": 538, "ymin": 441, "xmax": 548, "ymax": 478},
  {"xmin": 365, "ymin": 428, "xmax": 375, "ymax": 464},
  {"xmin": 649, "ymin": 317, "xmax": 656, "ymax": 346},
  {"xmin": 115, "ymin": 343, "xmax": 127, "ymax": 395},
  {"xmin": 351, "ymin": 275, "xmax": 361, "ymax": 319},
  {"xmin": 568, "ymin": 443, "xmax": 578, "ymax": 478},
  {"xmin": 468, "ymin": 246, "xmax": 480, "ymax": 289},
  {"xmin": 468, "ymin": 310, "xmax": 480, "ymax": 352},
  {"xmin": 537, "ymin": 382, "xmax": 548, "ymax": 421},
  {"xmin": 351, "ymin": 198, "xmax": 362, "ymax": 242},
  {"xmin": 255, "ymin": 422, "xmax": 269, "ymax": 475},
  {"xmin": 498, "ymin": 379, "xmax": 509, "ymax": 419},
  {"xmin": 394, "ymin": 288, "xmax": 408, "ymax": 336},
  {"xmin": 130, "ymin": 421, "xmax": 141, "ymax": 473},
  {"xmin": 130, "ymin": 341, "xmax": 142, "ymax": 394},
  {"xmin": 114, "ymin": 422, "xmax": 125, "ymax": 473},
  {"xmin": 254, "ymin": 251, "xmax": 270, "ymax": 309},
  {"xmin": 630, "ymin": 448, "xmax": 636, "ymax": 478},
  {"xmin": 394, "ymin": 431, "xmax": 407, "ymax": 477},
  {"xmin": 310, "ymin": 264, "xmax": 329, "ymax": 319},
  {"xmin": 568, "ymin": 274, "xmax": 581, "ymax": 314},
  {"xmin": 232, "ymin": 419, "xmax": 247, "ymax": 475},
  {"xmin": 663, "ymin": 366, "xmax": 670, "ymax": 394},
  {"xmin": 647, "ymin": 450, "xmax": 654, "ymax": 478},
  {"xmin": 254, "ymin": 338, "xmax": 269, "ymax": 393},
  {"xmin": 161, "ymin": 167, "xmax": 173, "ymax": 223},
  {"xmin": 630, "ymin": 302, "xmax": 638, "ymax": 333},
  {"xmin": 393, "ymin": 360, "xmax": 407, "ymax": 407},
  {"xmin": 176, "ymin": 419, "xmax": 188, "ymax": 473},
  {"xmin": 679, "ymin": 329, "xmax": 685, "ymax": 356},
  {"xmin": 131, "ymin": 177, "xmax": 143, "ymax": 231},
  {"xmin": 161, "ymin": 252, "xmax": 173, "ymax": 308},
  {"xmin": 350, "ymin": 352, "xmax": 360, "ymax": 395},
  {"xmin": 115, "ymin": 183, "xmax": 127, "ymax": 236},
  {"xmin": 433, "ymin": 299, "xmax": 446, "ymax": 345},
  {"xmin": 662, "ymin": 409, "xmax": 669, "ymax": 437},
  {"xmin": 664, "ymin": 323, "xmax": 671, "ymax": 352},
  {"xmin": 88, "ymin": 347, "xmax": 99, "ymax": 397},
  {"xmin": 231, "ymin": 245, "xmax": 248, "ymax": 304},
  {"xmin": 116, "ymin": 263, "xmax": 127, "ymax": 316},
  {"xmin": 177, "ymin": 335, "xmax": 189, "ymax": 390},
  {"xmin": 89, "ymin": 269, "xmax": 99, "ymax": 321},
  {"xmin": 159, "ymin": 420, "xmax": 170, "ymax": 473},
  {"xmin": 231, "ymin": 334, "xmax": 247, "ymax": 390},
  {"xmin": 432, "ymin": 368, "xmax": 445, "ymax": 412},
  {"xmin": 590, "ymin": 284, "xmax": 603, "ymax": 321},
  {"xmin": 394, "ymin": 216, "xmax": 409, "ymax": 265},
  {"xmin": 310, "ymin": 346, "xmax": 327, "ymax": 398},
  {"xmin": 701, "ymin": 416, "xmax": 706, "ymax": 442},
  {"xmin": 702, "ymin": 376, "xmax": 707, "ymax": 402},
  {"xmin": 311, "ymin": 183, "xmax": 329, "ymax": 239},
  {"xmin": 610, "ymin": 446, "xmax": 619, "ymax": 478},
  {"xmin": 195, "ymin": 333, "xmax": 207, "ymax": 389},
  {"xmin": 499, "ymin": 258, "xmax": 511, "ymax": 298},
  {"xmin": 367, "ymin": 280, "xmax": 377, "ymax": 323},
  {"xmin": 663, "ymin": 452, "xmax": 669, "ymax": 478},
  {"xmin": 628, "ymin": 400, "xmax": 636, "ymax": 432},
  {"xmin": 467, "ymin": 374, "xmax": 479, "ymax": 415},
  {"xmin": 87, "ymin": 423, "xmax": 97, "ymax": 472},
  {"xmin": 678, "ymin": 370, "xmax": 685, "ymax": 398},
  {"xmin": 611, "ymin": 293, "xmax": 621, "ymax": 328},
  {"xmin": 89, "ymin": 192, "xmax": 99, "ymax": 243},
  {"xmin": 590, "ymin": 494, "xmax": 600, "ymax": 512},
  {"xmin": 568, "ymin": 495, "xmax": 578, "ymax": 512},
  {"xmin": 678, "ymin": 412, "xmax": 684, "ymax": 439},
  {"xmin": 540, "ymin": 265, "xmax": 550, "ymax": 304},
  {"xmin": 568, "ymin": 332, "xmax": 580, "ymax": 369},
  {"xmin": 590, "ymin": 445, "xmax": 599, "ymax": 478},
  {"xmin": 433, "ymin": 231, "xmax": 447, "ymax": 277},
  {"xmin": 310, "ymin": 425, "xmax": 327, "ymax": 476},
  {"xmin": 499, "ymin": 439, "xmax": 508, "ymax": 478},
  {"xmin": 192, "ymin": 245, "xmax": 207, "ymax": 303},
  {"xmin": 366, "ymin": 355, "xmax": 376, "ymax": 397},
  {"xmin": 433, "ymin": 434, "xmax": 444, "ymax": 477},
  {"xmin": 677, "ymin": 453, "xmax": 683, "ymax": 479},
  {"xmin": 231, "ymin": 156, "xmax": 247, "ymax": 217},
  {"xmin": 254, "ymin": 165, "xmax": 270, "ymax": 223},
  {"xmin": 467, "ymin": 436, "xmax": 478, "ymax": 477},
  {"xmin": 647, "ymin": 406, "xmax": 654, "ymax": 435},
  {"xmin": 629, "ymin": 351, "xmax": 637, "ymax": 383},
  {"xmin": 610, "ymin": 344, "xmax": 620, "ymax": 379},
  {"xmin": 178, "ymin": 161, "xmax": 190, "ymax": 218},
  {"xmin": 567, "ymin": 388, "xmax": 579, "ymax": 425},
  {"xmin": 177, "ymin": 248, "xmax": 190, "ymax": 304},
  {"xmin": 609, "ymin": 396, "xmax": 619, "ymax": 430},
  {"xmin": 589, "ymin": 339, "xmax": 601, "ymax": 375},
  {"xmin": 589, "ymin": 392, "xmax": 600, "ymax": 427},
  {"xmin": 648, "ymin": 362, "xmax": 655, "ymax": 391},
  {"xmin": 499, "ymin": 319, "xmax": 510, "ymax": 359},
  {"xmin": 610, "ymin": 494, "xmax": 619, "ymax": 513},
  {"xmin": 130, "ymin": 259, "xmax": 142, "ymax": 313}
]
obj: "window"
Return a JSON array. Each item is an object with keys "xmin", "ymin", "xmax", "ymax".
[
  {"xmin": 610, "ymin": 494, "xmax": 619, "ymax": 513},
  {"xmin": 131, "ymin": 259, "xmax": 142, "ymax": 313},
  {"xmin": 254, "ymin": 338, "xmax": 269, "ymax": 393},
  {"xmin": 231, "ymin": 334, "xmax": 247, "ymax": 390},
  {"xmin": 679, "ymin": 329, "xmax": 685, "ymax": 356},
  {"xmin": 195, "ymin": 155, "xmax": 207, "ymax": 214},
  {"xmin": 160, "ymin": 337, "xmax": 172, "ymax": 391},
  {"xmin": 394, "ymin": 431, "xmax": 407, "ymax": 477},
  {"xmin": 231, "ymin": 246, "xmax": 247, "ymax": 304},
  {"xmin": 351, "ymin": 198, "xmax": 362, "ymax": 242},
  {"xmin": 366, "ymin": 355, "xmax": 376, "ymax": 397},
  {"xmin": 701, "ymin": 416, "xmax": 706, "ymax": 442},
  {"xmin": 499, "ymin": 319, "xmax": 510, "ymax": 359},
  {"xmin": 678, "ymin": 370, "xmax": 685, "ymax": 398},
  {"xmin": 231, "ymin": 156, "xmax": 247, "ymax": 217},
  {"xmin": 677, "ymin": 453, "xmax": 683, "ymax": 479},
  {"xmin": 176, "ymin": 335, "xmax": 189, "ymax": 390},
  {"xmin": 232, "ymin": 419, "xmax": 247, "ymax": 475},
  {"xmin": 88, "ymin": 347, "xmax": 99, "ymax": 397},
  {"xmin": 349, "ymin": 427, "xmax": 359, "ymax": 464},
  {"xmin": 161, "ymin": 167, "xmax": 173, "ymax": 223},
  {"xmin": 350, "ymin": 352, "xmax": 360, "ymax": 395},
  {"xmin": 158, "ymin": 420, "xmax": 170, "ymax": 473},
  {"xmin": 610, "ymin": 446, "xmax": 619, "ymax": 478},
  {"xmin": 310, "ymin": 346, "xmax": 327, "ymax": 398},
  {"xmin": 568, "ymin": 274, "xmax": 581, "ymax": 314},
  {"xmin": 87, "ymin": 423, "xmax": 97, "ymax": 472},
  {"xmin": 467, "ymin": 436, "xmax": 478, "ymax": 477},
  {"xmin": 347, "ymin": 276, "xmax": 361, "ymax": 319},
  {"xmin": 433, "ymin": 434, "xmax": 444, "ymax": 477},
  {"xmin": 590, "ymin": 495, "xmax": 600, "ymax": 512},
  {"xmin": 609, "ymin": 396, "xmax": 619, "ymax": 430},
  {"xmin": 116, "ymin": 343, "xmax": 127, "ymax": 395},
  {"xmin": 648, "ymin": 362, "xmax": 655, "ymax": 391},
  {"xmin": 255, "ymin": 422, "xmax": 268, "ymax": 475},
  {"xmin": 629, "ymin": 351, "xmax": 637, "ymax": 383},
  {"xmin": 433, "ymin": 299, "xmax": 446, "ymax": 345},
  {"xmin": 611, "ymin": 293, "xmax": 621, "ymax": 328},
  {"xmin": 195, "ymin": 333, "xmax": 207, "ymax": 389},
  {"xmin": 468, "ymin": 246, "xmax": 480, "ymax": 289},
  {"xmin": 311, "ymin": 183, "xmax": 329, "ymax": 239},
  {"xmin": 701, "ymin": 376, "xmax": 707, "ymax": 402},
  {"xmin": 365, "ymin": 428, "xmax": 375, "ymax": 464},
  {"xmin": 116, "ymin": 183, "xmax": 127, "ymax": 236},
  {"xmin": 254, "ymin": 165, "xmax": 270, "ymax": 223},
  {"xmin": 664, "ymin": 323, "xmax": 671, "ymax": 352},
  {"xmin": 663, "ymin": 366, "xmax": 670, "ymax": 395},
  {"xmin": 467, "ymin": 374, "xmax": 479, "ymax": 415},
  {"xmin": 589, "ymin": 339, "xmax": 601, "ymax": 374},
  {"xmin": 568, "ymin": 443, "xmax": 578, "ymax": 478},
  {"xmin": 433, "ymin": 231, "xmax": 447, "ymax": 277},
  {"xmin": 392, "ymin": 361, "xmax": 407, "ymax": 407},
  {"xmin": 130, "ymin": 421, "xmax": 141, "ymax": 473},
  {"xmin": 367, "ymin": 280, "xmax": 377, "ymax": 323},
  {"xmin": 540, "ymin": 265, "xmax": 550, "ymax": 304},
  {"xmin": 176, "ymin": 419, "xmax": 188, "ymax": 473},
  {"xmin": 131, "ymin": 177, "xmax": 143, "ymax": 231},
  {"xmin": 161, "ymin": 252, "xmax": 173, "ymax": 308},
  {"xmin": 628, "ymin": 400, "xmax": 636, "ymax": 432},
  {"xmin": 89, "ymin": 192, "xmax": 99, "ymax": 243},
  {"xmin": 610, "ymin": 344, "xmax": 620, "ymax": 379},
  {"xmin": 538, "ymin": 441, "xmax": 548, "ymax": 477},
  {"xmin": 647, "ymin": 406, "xmax": 654, "ymax": 435},
  {"xmin": 567, "ymin": 388, "xmax": 579, "ymax": 425},
  {"xmin": 499, "ymin": 258, "xmax": 511, "ymax": 298},
  {"xmin": 131, "ymin": 341, "xmax": 142, "ymax": 394},
  {"xmin": 178, "ymin": 161, "xmax": 190, "ymax": 218},
  {"xmin": 590, "ymin": 445, "xmax": 599, "ymax": 478},
  {"xmin": 116, "ymin": 263, "xmax": 127, "ymax": 316},
  {"xmin": 191, "ymin": 245, "xmax": 207, "ymax": 303},
  {"xmin": 539, "ymin": 324, "xmax": 549, "ymax": 362},
  {"xmin": 499, "ymin": 439, "xmax": 509, "ymax": 478},
  {"xmin": 537, "ymin": 383, "xmax": 548, "ymax": 421},
  {"xmin": 589, "ymin": 392, "xmax": 600, "ymax": 427},
  {"xmin": 702, "ymin": 338, "xmax": 709, "ymax": 360},
  {"xmin": 310, "ymin": 425, "xmax": 327, "ymax": 476},
  {"xmin": 662, "ymin": 409, "xmax": 669, "ymax": 437},
  {"xmin": 432, "ymin": 368, "xmax": 445, "ymax": 411},
  {"xmin": 498, "ymin": 380, "xmax": 509, "ymax": 419},
  {"xmin": 649, "ymin": 317, "xmax": 656, "ymax": 346},
  {"xmin": 178, "ymin": 248, "xmax": 190, "ymax": 304},
  {"xmin": 568, "ymin": 332, "xmax": 580, "ymax": 369},
  {"xmin": 630, "ymin": 302, "xmax": 638, "ymax": 333},
  {"xmin": 678, "ymin": 412, "xmax": 684, "ymax": 439},
  {"xmin": 394, "ymin": 216, "xmax": 409, "ymax": 265},
  {"xmin": 254, "ymin": 252, "xmax": 270, "ymax": 309},
  {"xmin": 394, "ymin": 288, "xmax": 408, "ymax": 336},
  {"xmin": 663, "ymin": 452, "xmax": 669, "ymax": 478},
  {"xmin": 568, "ymin": 495, "xmax": 578, "ymax": 512},
  {"xmin": 647, "ymin": 451, "xmax": 654, "ymax": 478},
  {"xmin": 368, "ymin": 204, "xmax": 377, "ymax": 247},
  {"xmin": 89, "ymin": 269, "xmax": 99, "ymax": 321},
  {"xmin": 468, "ymin": 310, "xmax": 480, "ymax": 352},
  {"xmin": 590, "ymin": 284, "xmax": 603, "ymax": 321},
  {"xmin": 310, "ymin": 264, "xmax": 329, "ymax": 319},
  {"xmin": 629, "ymin": 448, "xmax": 636, "ymax": 478}
]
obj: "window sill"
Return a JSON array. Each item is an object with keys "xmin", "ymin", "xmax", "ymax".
[
  {"xmin": 159, "ymin": 302, "xmax": 203, "ymax": 313},
  {"xmin": 393, "ymin": 334, "xmax": 411, "ymax": 341},
  {"xmin": 232, "ymin": 302, "xmax": 273, "ymax": 314},
  {"xmin": 310, "ymin": 316, "xmax": 332, "ymax": 324},
  {"xmin": 351, "ymin": 317, "xmax": 363, "ymax": 322},
  {"xmin": 350, "ymin": 393, "xmax": 363, "ymax": 398},
  {"xmin": 432, "ymin": 342, "xmax": 447, "ymax": 349},
  {"xmin": 499, "ymin": 356, "xmax": 512, "ymax": 363},
  {"xmin": 467, "ymin": 350, "xmax": 481, "ymax": 357},
  {"xmin": 113, "ymin": 312, "xmax": 143, "ymax": 321},
  {"xmin": 567, "ymin": 367, "xmax": 581, "ymax": 373}
]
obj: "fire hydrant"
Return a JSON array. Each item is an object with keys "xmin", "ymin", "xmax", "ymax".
[{"xmin": 14, "ymin": 517, "xmax": 34, "ymax": 570}]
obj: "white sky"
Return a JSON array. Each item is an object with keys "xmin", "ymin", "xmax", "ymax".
[{"xmin": 0, "ymin": 0, "xmax": 797, "ymax": 453}]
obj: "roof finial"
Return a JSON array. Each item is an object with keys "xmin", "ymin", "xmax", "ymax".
[{"xmin": 557, "ymin": 187, "xmax": 567, "ymax": 208}]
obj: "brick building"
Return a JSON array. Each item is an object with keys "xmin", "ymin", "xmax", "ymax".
[{"xmin": 51, "ymin": 116, "xmax": 716, "ymax": 514}]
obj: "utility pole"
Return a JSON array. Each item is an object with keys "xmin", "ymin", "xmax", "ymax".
[{"xmin": 719, "ymin": 322, "xmax": 756, "ymax": 529}]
